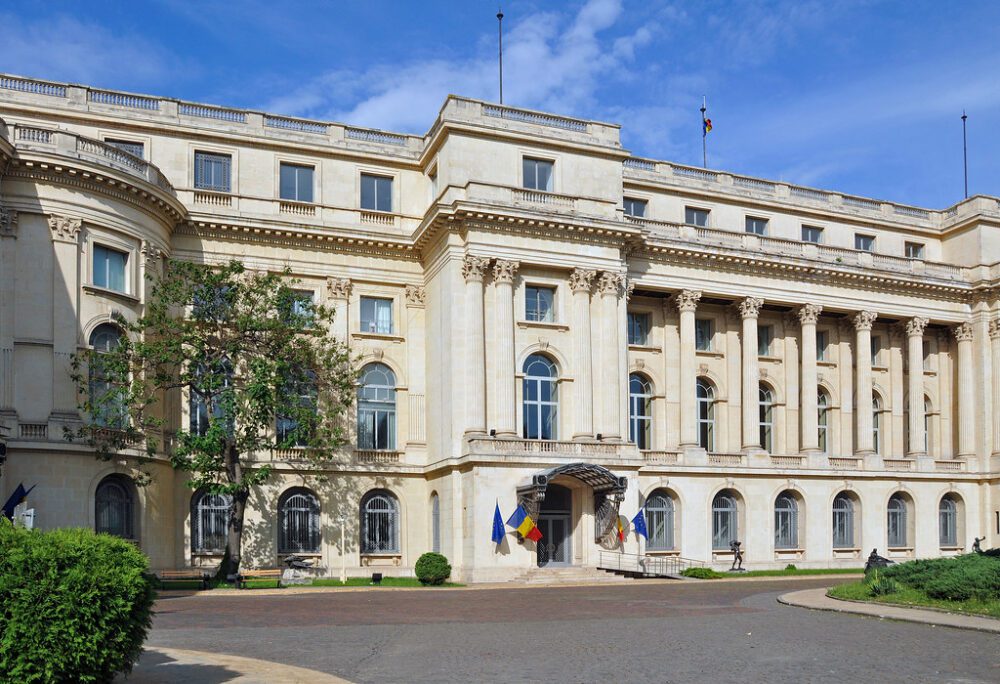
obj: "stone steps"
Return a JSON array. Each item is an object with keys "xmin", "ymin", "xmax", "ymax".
[{"xmin": 510, "ymin": 566, "xmax": 636, "ymax": 585}]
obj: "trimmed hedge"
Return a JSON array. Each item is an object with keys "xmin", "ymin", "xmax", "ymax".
[
  {"xmin": 414, "ymin": 552, "xmax": 452, "ymax": 585},
  {"xmin": 0, "ymin": 521, "xmax": 156, "ymax": 683},
  {"xmin": 680, "ymin": 567, "xmax": 725, "ymax": 579},
  {"xmin": 882, "ymin": 553, "xmax": 1000, "ymax": 602}
]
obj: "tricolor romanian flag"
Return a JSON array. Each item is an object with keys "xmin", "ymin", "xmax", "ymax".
[
  {"xmin": 703, "ymin": 117, "xmax": 713, "ymax": 135},
  {"xmin": 506, "ymin": 504, "xmax": 543, "ymax": 542},
  {"xmin": 616, "ymin": 516, "xmax": 625, "ymax": 542}
]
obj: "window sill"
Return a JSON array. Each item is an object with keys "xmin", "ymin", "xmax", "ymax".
[
  {"xmin": 696, "ymin": 349, "xmax": 723, "ymax": 357},
  {"xmin": 628, "ymin": 344, "xmax": 660, "ymax": 353},
  {"xmin": 758, "ymin": 355, "xmax": 782, "ymax": 362},
  {"xmin": 517, "ymin": 320, "xmax": 569, "ymax": 331},
  {"xmin": 939, "ymin": 546, "xmax": 962, "ymax": 552},
  {"xmin": 352, "ymin": 331, "xmax": 404, "ymax": 343},
  {"xmin": 817, "ymin": 360, "xmax": 837, "ymax": 367},
  {"xmin": 84, "ymin": 284, "xmax": 140, "ymax": 305},
  {"xmin": 360, "ymin": 553, "xmax": 402, "ymax": 567},
  {"xmin": 873, "ymin": 364, "xmax": 889, "ymax": 371}
]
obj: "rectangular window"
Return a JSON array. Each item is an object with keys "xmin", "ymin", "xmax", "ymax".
[
  {"xmin": 758, "ymin": 325, "xmax": 774, "ymax": 357},
  {"xmin": 522, "ymin": 157, "xmax": 554, "ymax": 191},
  {"xmin": 801, "ymin": 225, "xmax": 823, "ymax": 243},
  {"xmin": 905, "ymin": 242, "xmax": 925, "ymax": 259},
  {"xmin": 279, "ymin": 163, "xmax": 314, "ymax": 203},
  {"xmin": 93, "ymin": 244, "xmax": 128, "ymax": 293},
  {"xmin": 871, "ymin": 335, "xmax": 882, "ymax": 366},
  {"xmin": 854, "ymin": 234, "xmax": 875, "ymax": 252},
  {"xmin": 624, "ymin": 197, "xmax": 647, "ymax": 218},
  {"xmin": 105, "ymin": 138, "xmax": 144, "ymax": 159},
  {"xmin": 816, "ymin": 330, "xmax": 829, "ymax": 361},
  {"xmin": 282, "ymin": 289, "xmax": 315, "ymax": 327},
  {"xmin": 685, "ymin": 207, "xmax": 709, "ymax": 227},
  {"xmin": 525, "ymin": 286, "xmax": 555, "ymax": 323},
  {"xmin": 627, "ymin": 312, "xmax": 651, "ymax": 346},
  {"xmin": 360, "ymin": 173, "xmax": 392, "ymax": 212},
  {"xmin": 745, "ymin": 216, "xmax": 768, "ymax": 235},
  {"xmin": 194, "ymin": 151, "xmax": 232, "ymax": 192},
  {"xmin": 695, "ymin": 318, "xmax": 714, "ymax": 351},
  {"xmin": 360, "ymin": 297, "xmax": 393, "ymax": 334}
]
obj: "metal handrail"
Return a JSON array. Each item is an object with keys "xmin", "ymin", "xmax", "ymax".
[{"xmin": 597, "ymin": 550, "xmax": 704, "ymax": 577}]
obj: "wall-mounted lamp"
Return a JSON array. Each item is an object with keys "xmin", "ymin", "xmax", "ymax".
[
  {"xmin": 489, "ymin": 429, "xmax": 497, "ymax": 437},
  {"xmin": 596, "ymin": 433, "xmax": 603, "ymax": 441}
]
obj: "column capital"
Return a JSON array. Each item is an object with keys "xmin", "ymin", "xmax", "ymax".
[
  {"xmin": 140, "ymin": 240, "xmax": 163, "ymax": 266},
  {"xmin": 595, "ymin": 271, "xmax": 625, "ymax": 298},
  {"xmin": 404, "ymin": 284, "xmax": 426, "ymax": 307},
  {"xmin": 492, "ymin": 259, "xmax": 519, "ymax": 285},
  {"xmin": 737, "ymin": 296, "xmax": 764, "ymax": 319},
  {"xmin": 461, "ymin": 255, "xmax": 491, "ymax": 283},
  {"xmin": 326, "ymin": 277, "xmax": 352, "ymax": 300},
  {"xmin": 989, "ymin": 319, "xmax": 1000, "ymax": 340},
  {"xmin": 797, "ymin": 303, "xmax": 823, "ymax": 325},
  {"xmin": 953, "ymin": 321, "xmax": 974, "ymax": 342},
  {"xmin": 569, "ymin": 268, "xmax": 596, "ymax": 293},
  {"xmin": 674, "ymin": 289, "xmax": 702, "ymax": 313},
  {"xmin": 853, "ymin": 310, "xmax": 878, "ymax": 331},
  {"xmin": 0, "ymin": 207, "xmax": 18, "ymax": 238},
  {"xmin": 47, "ymin": 215, "xmax": 81, "ymax": 243},
  {"xmin": 905, "ymin": 316, "xmax": 929, "ymax": 337}
]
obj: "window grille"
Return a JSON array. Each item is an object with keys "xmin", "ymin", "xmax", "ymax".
[
  {"xmin": 887, "ymin": 494, "xmax": 908, "ymax": 547},
  {"xmin": 95, "ymin": 477, "xmax": 134, "ymax": 539},
  {"xmin": 939, "ymin": 497, "xmax": 957, "ymax": 547},
  {"xmin": 279, "ymin": 490, "xmax": 321, "ymax": 553},
  {"xmin": 832, "ymin": 494, "xmax": 854, "ymax": 549},
  {"xmin": 362, "ymin": 490, "xmax": 399, "ymax": 553},
  {"xmin": 774, "ymin": 493, "xmax": 798, "ymax": 549},
  {"xmin": 194, "ymin": 151, "xmax": 232, "ymax": 192},
  {"xmin": 645, "ymin": 491, "xmax": 675, "ymax": 550},
  {"xmin": 88, "ymin": 324, "xmax": 127, "ymax": 429},
  {"xmin": 712, "ymin": 492, "xmax": 738, "ymax": 550},
  {"xmin": 192, "ymin": 491, "xmax": 232, "ymax": 553}
]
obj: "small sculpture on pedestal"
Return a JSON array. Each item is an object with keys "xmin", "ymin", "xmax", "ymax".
[
  {"xmin": 864, "ymin": 548, "xmax": 893, "ymax": 573},
  {"xmin": 729, "ymin": 540, "xmax": 744, "ymax": 571}
]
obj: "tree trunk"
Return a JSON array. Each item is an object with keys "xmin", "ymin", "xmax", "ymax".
[{"xmin": 224, "ymin": 444, "xmax": 248, "ymax": 580}]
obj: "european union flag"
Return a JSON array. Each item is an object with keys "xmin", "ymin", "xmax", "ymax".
[
  {"xmin": 2, "ymin": 483, "xmax": 36, "ymax": 520},
  {"xmin": 491, "ymin": 502, "xmax": 505, "ymax": 544},
  {"xmin": 632, "ymin": 509, "xmax": 648, "ymax": 540}
]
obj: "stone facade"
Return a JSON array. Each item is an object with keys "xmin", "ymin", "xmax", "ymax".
[{"xmin": 1, "ymin": 74, "xmax": 999, "ymax": 580}]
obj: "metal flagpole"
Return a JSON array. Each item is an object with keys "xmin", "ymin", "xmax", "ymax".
[
  {"xmin": 961, "ymin": 110, "xmax": 968, "ymax": 199},
  {"xmin": 497, "ymin": 8, "xmax": 504, "ymax": 105},
  {"xmin": 700, "ymin": 96, "xmax": 707, "ymax": 168}
]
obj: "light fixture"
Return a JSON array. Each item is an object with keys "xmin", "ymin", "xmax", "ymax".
[
  {"xmin": 596, "ymin": 433, "xmax": 603, "ymax": 441},
  {"xmin": 489, "ymin": 429, "xmax": 497, "ymax": 437}
]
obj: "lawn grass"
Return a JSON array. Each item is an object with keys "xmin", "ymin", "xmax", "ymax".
[
  {"xmin": 828, "ymin": 580, "xmax": 1000, "ymax": 619},
  {"xmin": 310, "ymin": 577, "xmax": 463, "ymax": 588},
  {"xmin": 738, "ymin": 567, "xmax": 863, "ymax": 577}
]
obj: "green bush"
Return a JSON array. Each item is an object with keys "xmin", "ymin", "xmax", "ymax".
[
  {"xmin": 784, "ymin": 564, "xmax": 797, "ymax": 571},
  {"xmin": 883, "ymin": 553, "xmax": 1000, "ymax": 602},
  {"xmin": 414, "ymin": 552, "xmax": 452, "ymax": 586},
  {"xmin": 0, "ymin": 521, "xmax": 156, "ymax": 683},
  {"xmin": 680, "ymin": 567, "xmax": 725, "ymax": 579},
  {"xmin": 866, "ymin": 570, "xmax": 898, "ymax": 596}
]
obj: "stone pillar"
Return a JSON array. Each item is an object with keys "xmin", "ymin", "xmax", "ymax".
[
  {"xmin": 676, "ymin": 290, "xmax": 702, "ymax": 447},
  {"xmin": 48, "ymin": 216, "xmax": 82, "ymax": 420},
  {"xmin": 0, "ymin": 207, "xmax": 17, "ymax": 415},
  {"xmin": 738, "ymin": 297, "xmax": 764, "ymax": 450},
  {"xmin": 991, "ymin": 320, "xmax": 1000, "ymax": 456},
  {"xmin": 569, "ymin": 269, "xmax": 596, "ymax": 440},
  {"xmin": 854, "ymin": 311, "xmax": 878, "ymax": 456},
  {"xmin": 404, "ymin": 285, "xmax": 427, "ymax": 445},
  {"xmin": 492, "ymin": 260, "xmax": 519, "ymax": 437},
  {"xmin": 595, "ymin": 272, "xmax": 624, "ymax": 440},
  {"xmin": 798, "ymin": 304, "xmax": 822, "ymax": 453},
  {"xmin": 905, "ymin": 317, "xmax": 929, "ymax": 457},
  {"xmin": 954, "ymin": 322, "xmax": 975, "ymax": 458},
  {"xmin": 326, "ymin": 277, "xmax": 352, "ymax": 342},
  {"xmin": 461, "ymin": 256, "xmax": 491, "ymax": 436}
]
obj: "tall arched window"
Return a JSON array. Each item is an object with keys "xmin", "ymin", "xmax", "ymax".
[
  {"xmin": 939, "ymin": 496, "xmax": 958, "ymax": 547},
  {"xmin": 431, "ymin": 492, "xmax": 441, "ymax": 553},
  {"xmin": 712, "ymin": 490, "xmax": 738, "ymax": 550},
  {"xmin": 192, "ymin": 490, "xmax": 232, "ymax": 554},
  {"xmin": 358, "ymin": 363, "xmax": 396, "ymax": 450},
  {"xmin": 278, "ymin": 488, "xmax": 321, "ymax": 554},
  {"xmin": 872, "ymin": 394, "xmax": 882, "ymax": 455},
  {"xmin": 629, "ymin": 374, "xmax": 653, "ymax": 450},
  {"xmin": 759, "ymin": 385, "xmax": 774, "ymax": 453},
  {"xmin": 774, "ymin": 491, "xmax": 799, "ymax": 549},
  {"xmin": 95, "ymin": 475, "xmax": 135, "ymax": 539},
  {"xmin": 817, "ymin": 390, "xmax": 830, "ymax": 453},
  {"xmin": 697, "ymin": 379, "xmax": 715, "ymax": 451},
  {"xmin": 89, "ymin": 324, "xmax": 127, "ymax": 428},
  {"xmin": 832, "ymin": 493, "xmax": 855, "ymax": 549},
  {"xmin": 644, "ymin": 490, "xmax": 675, "ymax": 551},
  {"xmin": 887, "ymin": 493, "xmax": 908, "ymax": 548},
  {"xmin": 361, "ymin": 490, "xmax": 400, "ymax": 553},
  {"xmin": 523, "ymin": 354, "xmax": 558, "ymax": 440}
]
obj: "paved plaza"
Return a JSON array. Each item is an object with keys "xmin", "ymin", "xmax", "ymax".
[{"xmin": 144, "ymin": 578, "xmax": 1000, "ymax": 683}]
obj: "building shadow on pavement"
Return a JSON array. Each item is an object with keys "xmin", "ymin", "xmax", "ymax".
[{"xmin": 115, "ymin": 650, "xmax": 240, "ymax": 683}]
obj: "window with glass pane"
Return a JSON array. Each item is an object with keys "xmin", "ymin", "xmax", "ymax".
[
  {"xmin": 627, "ymin": 312, "xmax": 650, "ymax": 345},
  {"xmin": 624, "ymin": 197, "xmax": 647, "ymax": 218},
  {"xmin": 872, "ymin": 395, "xmax": 882, "ymax": 454},
  {"xmin": 939, "ymin": 496, "xmax": 958, "ymax": 547},
  {"xmin": 712, "ymin": 492, "xmax": 738, "ymax": 550},
  {"xmin": 522, "ymin": 354, "xmax": 558, "ymax": 440},
  {"xmin": 816, "ymin": 330, "xmax": 828, "ymax": 361},
  {"xmin": 759, "ymin": 385, "xmax": 774, "ymax": 453},
  {"xmin": 88, "ymin": 324, "xmax": 127, "ymax": 428},
  {"xmin": 645, "ymin": 491, "xmax": 675, "ymax": 550},
  {"xmin": 360, "ymin": 297, "xmax": 393, "ymax": 334},
  {"xmin": 887, "ymin": 494, "xmax": 908, "ymax": 547},
  {"xmin": 685, "ymin": 207, "xmax": 709, "ymax": 227},
  {"xmin": 277, "ymin": 370, "xmax": 317, "ymax": 448},
  {"xmin": 905, "ymin": 242, "xmax": 925, "ymax": 259},
  {"xmin": 871, "ymin": 336, "xmax": 882, "ymax": 366},
  {"xmin": 854, "ymin": 234, "xmax": 875, "ymax": 251},
  {"xmin": 774, "ymin": 493, "xmax": 799, "ymax": 549},
  {"xmin": 279, "ymin": 163, "xmax": 314, "ymax": 202},
  {"xmin": 357, "ymin": 363, "xmax": 396, "ymax": 450},
  {"xmin": 525, "ymin": 286, "xmax": 555, "ymax": 323},
  {"xmin": 189, "ymin": 360, "xmax": 232, "ymax": 437},
  {"xmin": 362, "ymin": 490, "xmax": 399, "ymax": 553},
  {"xmin": 697, "ymin": 379, "xmax": 715, "ymax": 451},
  {"xmin": 360, "ymin": 173, "xmax": 392, "ymax": 212},
  {"xmin": 93, "ymin": 244, "xmax": 128, "ymax": 293},
  {"xmin": 105, "ymin": 138, "xmax": 144, "ymax": 159},
  {"xmin": 818, "ymin": 391, "xmax": 830, "ymax": 453},
  {"xmin": 832, "ymin": 494, "xmax": 854, "ymax": 548},
  {"xmin": 801, "ymin": 225, "xmax": 823, "ymax": 243},
  {"xmin": 95, "ymin": 476, "xmax": 134, "ymax": 539},
  {"xmin": 522, "ymin": 157, "xmax": 553, "ymax": 191},
  {"xmin": 629, "ymin": 374, "xmax": 652, "ymax": 449},
  {"xmin": 745, "ymin": 216, "xmax": 768, "ymax": 235},
  {"xmin": 279, "ymin": 489, "xmax": 321, "ymax": 553},
  {"xmin": 194, "ymin": 151, "xmax": 232, "ymax": 192},
  {"xmin": 695, "ymin": 318, "xmax": 714, "ymax": 351},
  {"xmin": 192, "ymin": 490, "xmax": 231, "ymax": 553},
  {"xmin": 758, "ymin": 325, "xmax": 774, "ymax": 356}
]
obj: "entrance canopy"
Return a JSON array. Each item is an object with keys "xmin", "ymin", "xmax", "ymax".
[{"xmin": 516, "ymin": 462, "xmax": 627, "ymax": 503}]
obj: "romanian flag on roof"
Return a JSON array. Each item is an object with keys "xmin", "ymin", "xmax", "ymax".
[
  {"xmin": 703, "ymin": 117, "xmax": 713, "ymax": 135},
  {"xmin": 506, "ymin": 504, "xmax": 543, "ymax": 542}
]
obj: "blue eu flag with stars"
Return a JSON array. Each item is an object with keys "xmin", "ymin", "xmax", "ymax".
[
  {"xmin": 491, "ymin": 501, "xmax": 505, "ymax": 544},
  {"xmin": 632, "ymin": 509, "xmax": 648, "ymax": 540}
]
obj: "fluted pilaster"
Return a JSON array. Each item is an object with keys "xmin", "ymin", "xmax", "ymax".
[
  {"xmin": 798, "ymin": 304, "xmax": 822, "ymax": 452},
  {"xmin": 954, "ymin": 322, "xmax": 975, "ymax": 458},
  {"xmin": 570, "ymin": 269, "xmax": 596, "ymax": 439},
  {"xmin": 595, "ymin": 271, "xmax": 624, "ymax": 440},
  {"xmin": 854, "ymin": 311, "xmax": 878, "ymax": 455},
  {"xmin": 462, "ymin": 255, "xmax": 491, "ymax": 436},
  {"xmin": 676, "ymin": 290, "xmax": 702, "ymax": 446},
  {"xmin": 905, "ymin": 317, "xmax": 928, "ymax": 456},
  {"xmin": 991, "ymin": 319, "xmax": 1000, "ymax": 456},
  {"xmin": 738, "ymin": 297, "xmax": 764, "ymax": 450},
  {"xmin": 492, "ymin": 259, "xmax": 519, "ymax": 437}
]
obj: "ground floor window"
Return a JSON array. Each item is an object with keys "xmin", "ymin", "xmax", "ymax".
[
  {"xmin": 712, "ymin": 491, "xmax": 738, "ymax": 550},
  {"xmin": 278, "ymin": 488, "xmax": 321, "ymax": 554},
  {"xmin": 362, "ymin": 490, "xmax": 400, "ymax": 553},
  {"xmin": 832, "ymin": 494, "xmax": 855, "ymax": 549},
  {"xmin": 95, "ymin": 475, "xmax": 135, "ymax": 540},
  {"xmin": 192, "ymin": 490, "xmax": 231, "ymax": 554},
  {"xmin": 644, "ymin": 490, "xmax": 675, "ymax": 550}
]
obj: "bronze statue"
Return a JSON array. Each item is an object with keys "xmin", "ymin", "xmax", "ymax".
[
  {"xmin": 973, "ymin": 537, "xmax": 985, "ymax": 554},
  {"xmin": 864, "ymin": 548, "xmax": 893, "ymax": 572},
  {"xmin": 729, "ymin": 540, "xmax": 744, "ymax": 571}
]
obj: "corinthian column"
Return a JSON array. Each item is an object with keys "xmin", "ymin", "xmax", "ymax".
[
  {"xmin": 954, "ymin": 322, "xmax": 975, "ymax": 458},
  {"xmin": 854, "ymin": 311, "xmax": 878, "ymax": 455},
  {"xmin": 676, "ymin": 290, "xmax": 702, "ymax": 446},
  {"xmin": 569, "ymin": 269, "xmax": 596, "ymax": 440},
  {"xmin": 991, "ymin": 319, "xmax": 1000, "ymax": 456},
  {"xmin": 492, "ymin": 259, "xmax": 519, "ymax": 437},
  {"xmin": 49, "ymin": 216, "xmax": 82, "ymax": 419},
  {"xmin": 905, "ymin": 317, "xmax": 929, "ymax": 457},
  {"xmin": 462, "ymin": 255, "xmax": 491, "ymax": 436},
  {"xmin": 595, "ymin": 272, "xmax": 624, "ymax": 440},
  {"xmin": 0, "ymin": 207, "xmax": 17, "ymax": 413},
  {"xmin": 739, "ymin": 297, "xmax": 764, "ymax": 450},
  {"xmin": 798, "ymin": 304, "xmax": 822, "ymax": 452}
]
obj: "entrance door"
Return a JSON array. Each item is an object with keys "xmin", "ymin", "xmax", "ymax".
[{"xmin": 536, "ymin": 484, "xmax": 572, "ymax": 567}]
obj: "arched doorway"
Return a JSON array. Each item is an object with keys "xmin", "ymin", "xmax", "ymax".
[{"xmin": 536, "ymin": 484, "xmax": 572, "ymax": 567}]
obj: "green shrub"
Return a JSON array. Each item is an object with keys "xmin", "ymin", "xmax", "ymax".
[
  {"xmin": 784, "ymin": 564, "xmax": 797, "ymax": 571},
  {"xmin": 867, "ymin": 572, "xmax": 898, "ymax": 596},
  {"xmin": 883, "ymin": 553, "xmax": 1000, "ymax": 602},
  {"xmin": 680, "ymin": 567, "xmax": 725, "ymax": 579},
  {"xmin": 0, "ymin": 520, "xmax": 156, "ymax": 683},
  {"xmin": 414, "ymin": 552, "xmax": 452, "ymax": 586}
]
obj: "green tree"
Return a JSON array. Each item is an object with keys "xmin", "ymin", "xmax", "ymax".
[{"xmin": 68, "ymin": 260, "xmax": 354, "ymax": 577}]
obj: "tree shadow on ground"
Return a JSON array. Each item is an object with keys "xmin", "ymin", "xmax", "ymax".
[{"xmin": 114, "ymin": 649, "xmax": 239, "ymax": 683}]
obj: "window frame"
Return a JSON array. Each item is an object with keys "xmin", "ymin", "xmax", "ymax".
[
  {"xmin": 522, "ymin": 354, "xmax": 558, "ymax": 440},
  {"xmin": 887, "ymin": 494, "xmax": 909, "ymax": 548},
  {"xmin": 95, "ymin": 475, "xmax": 136, "ymax": 540},
  {"xmin": 522, "ymin": 156, "xmax": 555, "ymax": 192},
  {"xmin": 854, "ymin": 233, "xmax": 875, "ymax": 252},
  {"xmin": 359, "ymin": 296, "xmax": 394, "ymax": 335},
  {"xmin": 92, "ymin": 243, "xmax": 130, "ymax": 294},
  {"xmin": 695, "ymin": 318, "xmax": 714, "ymax": 352},
  {"xmin": 816, "ymin": 329, "xmax": 829, "ymax": 361},
  {"xmin": 832, "ymin": 493, "xmax": 855, "ymax": 549},
  {"xmin": 628, "ymin": 373, "xmax": 653, "ymax": 450},
  {"xmin": 279, "ymin": 162, "xmax": 315, "ymax": 203},
  {"xmin": 759, "ymin": 384, "xmax": 775, "ymax": 453},
  {"xmin": 684, "ymin": 206, "xmax": 710, "ymax": 228},
  {"xmin": 278, "ymin": 488, "xmax": 321, "ymax": 554},
  {"xmin": 644, "ymin": 490, "xmax": 675, "ymax": 551},
  {"xmin": 758, "ymin": 324, "xmax": 774, "ymax": 357},
  {"xmin": 627, "ymin": 311, "xmax": 651, "ymax": 346},
  {"xmin": 103, "ymin": 138, "xmax": 144, "ymax": 159},
  {"xmin": 357, "ymin": 363, "xmax": 397, "ymax": 451},
  {"xmin": 697, "ymin": 378, "xmax": 715, "ymax": 451},
  {"xmin": 774, "ymin": 492, "xmax": 799, "ymax": 550},
  {"xmin": 712, "ymin": 491, "xmax": 738, "ymax": 551},
  {"xmin": 904, "ymin": 241, "xmax": 925, "ymax": 260},
  {"xmin": 361, "ymin": 489, "xmax": 400, "ymax": 554},
  {"xmin": 524, "ymin": 285, "xmax": 556, "ymax": 323},
  {"xmin": 360, "ymin": 172, "xmax": 394, "ymax": 213},
  {"xmin": 745, "ymin": 216, "xmax": 769, "ymax": 236},
  {"xmin": 623, "ymin": 197, "xmax": 648, "ymax": 218},
  {"xmin": 193, "ymin": 150, "xmax": 233, "ymax": 193},
  {"xmin": 191, "ymin": 490, "xmax": 232, "ymax": 554},
  {"xmin": 801, "ymin": 225, "xmax": 823, "ymax": 244},
  {"xmin": 939, "ymin": 496, "xmax": 958, "ymax": 547}
]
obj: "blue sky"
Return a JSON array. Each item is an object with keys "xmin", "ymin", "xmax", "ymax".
[{"xmin": 3, "ymin": 0, "xmax": 998, "ymax": 209}]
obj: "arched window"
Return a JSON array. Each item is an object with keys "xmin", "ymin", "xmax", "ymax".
[
  {"xmin": 759, "ymin": 385, "xmax": 774, "ymax": 453},
  {"xmin": 278, "ymin": 488, "xmax": 321, "ymax": 554},
  {"xmin": 628, "ymin": 374, "xmax": 653, "ymax": 450},
  {"xmin": 832, "ymin": 493, "xmax": 855, "ymax": 549},
  {"xmin": 817, "ymin": 390, "xmax": 830, "ymax": 453},
  {"xmin": 697, "ymin": 379, "xmax": 715, "ymax": 451},
  {"xmin": 88, "ymin": 324, "xmax": 127, "ymax": 428},
  {"xmin": 939, "ymin": 496, "xmax": 958, "ymax": 547},
  {"xmin": 277, "ymin": 370, "xmax": 317, "ymax": 447},
  {"xmin": 523, "ymin": 354, "xmax": 558, "ymax": 440},
  {"xmin": 774, "ymin": 491, "xmax": 799, "ymax": 549},
  {"xmin": 361, "ymin": 490, "xmax": 400, "ymax": 553},
  {"xmin": 431, "ymin": 492, "xmax": 441, "ymax": 553},
  {"xmin": 192, "ymin": 490, "xmax": 231, "ymax": 554},
  {"xmin": 712, "ymin": 490, "xmax": 738, "ymax": 550},
  {"xmin": 95, "ymin": 476, "xmax": 135, "ymax": 539},
  {"xmin": 358, "ymin": 363, "xmax": 396, "ymax": 450},
  {"xmin": 872, "ymin": 394, "xmax": 882, "ymax": 455},
  {"xmin": 644, "ymin": 490, "xmax": 675, "ymax": 551},
  {"xmin": 887, "ymin": 493, "xmax": 908, "ymax": 548}
]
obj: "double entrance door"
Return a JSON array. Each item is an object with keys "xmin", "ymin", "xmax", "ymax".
[{"xmin": 536, "ymin": 483, "xmax": 572, "ymax": 567}]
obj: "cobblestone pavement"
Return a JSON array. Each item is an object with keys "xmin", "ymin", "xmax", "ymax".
[{"xmin": 149, "ymin": 579, "xmax": 1000, "ymax": 683}]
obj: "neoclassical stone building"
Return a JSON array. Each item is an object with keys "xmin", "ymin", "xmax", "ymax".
[{"xmin": 1, "ymin": 74, "xmax": 998, "ymax": 581}]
